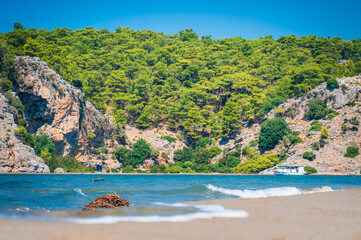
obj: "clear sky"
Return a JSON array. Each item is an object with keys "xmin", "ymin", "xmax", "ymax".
[{"xmin": 1, "ymin": 0, "xmax": 360, "ymax": 39}]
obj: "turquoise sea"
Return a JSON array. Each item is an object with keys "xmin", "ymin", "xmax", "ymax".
[{"xmin": 0, "ymin": 174, "xmax": 360, "ymax": 223}]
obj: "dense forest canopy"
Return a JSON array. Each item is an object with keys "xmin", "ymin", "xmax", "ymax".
[{"xmin": 1, "ymin": 24, "xmax": 361, "ymax": 141}]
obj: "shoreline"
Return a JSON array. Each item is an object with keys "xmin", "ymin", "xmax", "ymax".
[
  {"xmin": 1, "ymin": 172, "xmax": 360, "ymax": 176},
  {"xmin": 0, "ymin": 188, "xmax": 360, "ymax": 240}
]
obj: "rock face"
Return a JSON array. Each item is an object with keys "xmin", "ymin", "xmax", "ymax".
[
  {"xmin": 83, "ymin": 193, "xmax": 130, "ymax": 211},
  {"xmin": 261, "ymin": 76, "xmax": 361, "ymax": 174},
  {"xmin": 15, "ymin": 56, "xmax": 121, "ymax": 168},
  {"xmin": 217, "ymin": 76, "xmax": 361, "ymax": 175},
  {"xmin": 0, "ymin": 93, "xmax": 50, "ymax": 173}
]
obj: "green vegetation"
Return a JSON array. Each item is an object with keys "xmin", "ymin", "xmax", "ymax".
[
  {"xmin": 344, "ymin": 147, "xmax": 359, "ymax": 158},
  {"xmin": 305, "ymin": 98, "xmax": 328, "ymax": 120},
  {"xmin": 234, "ymin": 147, "xmax": 280, "ymax": 174},
  {"xmin": 263, "ymin": 97, "xmax": 284, "ymax": 114},
  {"xmin": 162, "ymin": 135, "xmax": 176, "ymax": 143},
  {"xmin": 2, "ymin": 25, "xmax": 361, "ymax": 174},
  {"xmin": 1, "ymin": 25, "xmax": 360, "ymax": 141},
  {"xmin": 303, "ymin": 151, "xmax": 316, "ymax": 161},
  {"xmin": 114, "ymin": 138, "xmax": 151, "ymax": 166},
  {"xmin": 94, "ymin": 147, "xmax": 109, "ymax": 154},
  {"xmin": 321, "ymin": 126, "xmax": 328, "ymax": 138},
  {"xmin": 259, "ymin": 118, "xmax": 289, "ymax": 151},
  {"xmin": 304, "ymin": 166, "xmax": 317, "ymax": 174},
  {"xmin": 46, "ymin": 156, "xmax": 94, "ymax": 173},
  {"xmin": 309, "ymin": 121, "xmax": 322, "ymax": 131},
  {"xmin": 326, "ymin": 78, "xmax": 339, "ymax": 89},
  {"xmin": 346, "ymin": 101, "xmax": 356, "ymax": 107}
]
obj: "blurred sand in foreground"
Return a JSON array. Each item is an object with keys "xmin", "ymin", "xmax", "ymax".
[{"xmin": 0, "ymin": 188, "xmax": 360, "ymax": 240}]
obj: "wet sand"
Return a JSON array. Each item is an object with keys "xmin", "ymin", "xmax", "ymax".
[{"xmin": 0, "ymin": 188, "xmax": 360, "ymax": 240}]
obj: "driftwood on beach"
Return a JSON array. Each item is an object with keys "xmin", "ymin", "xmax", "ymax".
[{"xmin": 83, "ymin": 193, "xmax": 130, "ymax": 211}]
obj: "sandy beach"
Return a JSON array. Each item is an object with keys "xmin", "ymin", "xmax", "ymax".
[{"xmin": 0, "ymin": 188, "xmax": 360, "ymax": 240}]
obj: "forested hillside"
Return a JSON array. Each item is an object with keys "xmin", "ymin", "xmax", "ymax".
[{"xmin": 1, "ymin": 23, "xmax": 361, "ymax": 142}]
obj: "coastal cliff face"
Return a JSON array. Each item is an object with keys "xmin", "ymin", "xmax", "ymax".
[
  {"xmin": 15, "ymin": 56, "xmax": 121, "ymax": 169},
  {"xmin": 0, "ymin": 93, "xmax": 50, "ymax": 173},
  {"xmin": 216, "ymin": 76, "xmax": 361, "ymax": 174}
]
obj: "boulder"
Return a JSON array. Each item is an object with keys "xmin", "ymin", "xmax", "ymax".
[
  {"xmin": 54, "ymin": 168, "xmax": 66, "ymax": 173},
  {"xmin": 83, "ymin": 193, "xmax": 130, "ymax": 211}
]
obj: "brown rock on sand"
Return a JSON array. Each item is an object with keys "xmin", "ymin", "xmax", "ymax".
[{"xmin": 83, "ymin": 193, "xmax": 130, "ymax": 211}]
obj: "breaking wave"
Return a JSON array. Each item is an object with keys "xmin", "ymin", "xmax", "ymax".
[
  {"xmin": 67, "ymin": 203, "xmax": 248, "ymax": 224},
  {"xmin": 205, "ymin": 184, "xmax": 334, "ymax": 198},
  {"xmin": 73, "ymin": 188, "xmax": 86, "ymax": 196}
]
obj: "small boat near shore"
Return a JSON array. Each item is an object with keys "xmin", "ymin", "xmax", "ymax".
[{"xmin": 274, "ymin": 166, "xmax": 306, "ymax": 175}]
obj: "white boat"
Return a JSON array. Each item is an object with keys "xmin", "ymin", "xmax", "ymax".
[{"xmin": 274, "ymin": 165, "xmax": 306, "ymax": 175}]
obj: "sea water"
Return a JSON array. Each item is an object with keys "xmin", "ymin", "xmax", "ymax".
[{"xmin": 0, "ymin": 174, "xmax": 360, "ymax": 223}]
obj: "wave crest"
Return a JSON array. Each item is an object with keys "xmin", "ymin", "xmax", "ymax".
[
  {"xmin": 205, "ymin": 184, "xmax": 333, "ymax": 198},
  {"xmin": 68, "ymin": 203, "xmax": 248, "ymax": 224}
]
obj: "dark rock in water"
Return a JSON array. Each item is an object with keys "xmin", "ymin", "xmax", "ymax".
[
  {"xmin": 83, "ymin": 193, "xmax": 130, "ymax": 211},
  {"xmin": 91, "ymin": 178, "xmax": 105, "ymax": 182}
]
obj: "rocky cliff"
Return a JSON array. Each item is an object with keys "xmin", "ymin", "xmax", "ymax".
[
  {"xmin": 216, "ymin": 76, "xmax": 361, "ymax": 174},
  {"xmin": 15, "ymin": 56, "xmax": 121, "ymax": 169},
  {"xmin": 0, "ymin": 93, "xmax": 50, "ymax": 173}
]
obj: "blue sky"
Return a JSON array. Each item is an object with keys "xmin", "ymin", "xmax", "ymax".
[{"xmin": 1, "ymin": 0, "xmax": 360, "ymax": 39}]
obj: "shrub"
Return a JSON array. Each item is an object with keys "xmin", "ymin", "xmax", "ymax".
[
  {"xmin": 196, "ymin": 137, "xmax": 211, "ymax": 149},
  {"xmin": 319, "ymin": 139, "xmax": 326, "ymax": 148},
  {"xmin": 303, "ymin": 151, "xmax": 316, "ymax": 161},
  {"xmin": 226, "ymin": 156, "xmax": 241, "ymax": 168},
  {"xmin": 162, "ymin": 135, "xmax": 176, "ymax": 143},
  {"xmin": 304, "ymin": 166, "xmax": 317, "ymax": 174},
  {"xmin": 350, "ymin": 126, "xmax": 358, "ymax": 131},
  {"xmin": 341, "ymin": 84, "xmax": 348, "ymax": 91},
  {"xmin": 346, "ymin": 101, "xmax": 356, "ymax": 107},
  {"xmin": 87, "ymin": 132, "xmax": 96, "ymax": 139},
  {"xmin": 208, "ymin": 146, "xmax": 222, "ymax": 158},
  {"xmin": 321, "ymin": 126, "xmax": 328, "ymax": 138},
  {"xmin": 128, "ymin": 139, "xmax": 152, "ymax": 165},
  {"xmin": 263, "ymin": 97, "xmax": 283, "ymax": 114},
  {"xmin": 173, "ymin": 147, "xmax": 193, "ymax": 162},
  {"xmin": 312, "ymin": 142, "xmax": 320, "ymax": 151},
  {"xmin": 15, "ymin": 126, "xmax": 34, "ymax": 147},
  {"xmin": 45, "ymin": 156, "xmax": 94, "ymax": 173},
  {"xmin": 259, "ymin": 118, "xmax": 289, "ymax": 151},
  {"xmin": 233, "ymin": 152, "xmax": 280, "ymax": 174},
  {"xmin": 309, "ymin": 121, "xmax": 322, "ymax": 132},
  {"xmin": 150, "ymin": 164, "xmax": 166, "ymax": 173},
  {"xmin": 114, "ymin": 147, "xmax": 130, "ymax": 164},
  {"xmin": 150, "ymin": 147, "xmax": 160, "ymax": 158},
  {"xmin": 249, "ymin": 139, "xmax": 259, "ymax": 147},
  {"xmin": 122, "ymin": 165, "xmax": 135, "ymax": 173},
  {"xmin": 111, "ymin": 168, "xmax": 119, "ymax": 173},
  {"xmin": 304, "ymin": 98, "xmax": 327, "ymax": 120},
  {"xmin": 326, "ymin": 78, "xmax": 339, "ymax": 89},
  {"xmin": 344, "ymin": 147, "xmax": 359, "ymax": 158},
  {"xmin": 161, "ymin": 152, "xmax": 170, "ymax": 160},
  {"xmin": 350, "ymin": 119, "xmax": 359, "ymax": 126},
  {"xmin": 0, "ymin": 78, "xmax": 13, "ymax": 92},
  {"xmin": 10, "ymin": 99, "xmax": 25, "ymax": 115},
  {"xmin": 341, "ymin": 123, "xmax": 348, "ymax": 132},
  {"xmin": 94, "ymin": 147, "xmax": 109, "ymax": 155},
  {"xmin": 34, "ymin": 132, "xmax": 55, "ymax": 156}
]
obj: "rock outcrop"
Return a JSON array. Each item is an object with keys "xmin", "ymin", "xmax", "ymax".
[
  {"xmin": 0, "ymin": 93, "xmax": 50, "ymax": 173},
  {"xmin": 15, "ymin": 56, "xmax": 121, "ymax": 169},
  {"xmin": 216, "ymin": 76, "xmax": 361, "ymax": 175},
  {"xmin": 261, "ymin": 76, "xmax": 361, "ymax": 174},
  {"xmin": 83, "ymin": 193, "xmax": 130, "ymax": 211}
]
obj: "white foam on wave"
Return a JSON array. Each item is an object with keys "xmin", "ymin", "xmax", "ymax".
[
  {"xmin": 205, "ymin": 184, "xmax": 334, "ymax": 198},
  {"xmin": 67, "ymin": 203, "xmax": 248, "ymax": 224},
  {"xmin": 73, "ymin": 188, "xmax": 86, "ymax": 196}
]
